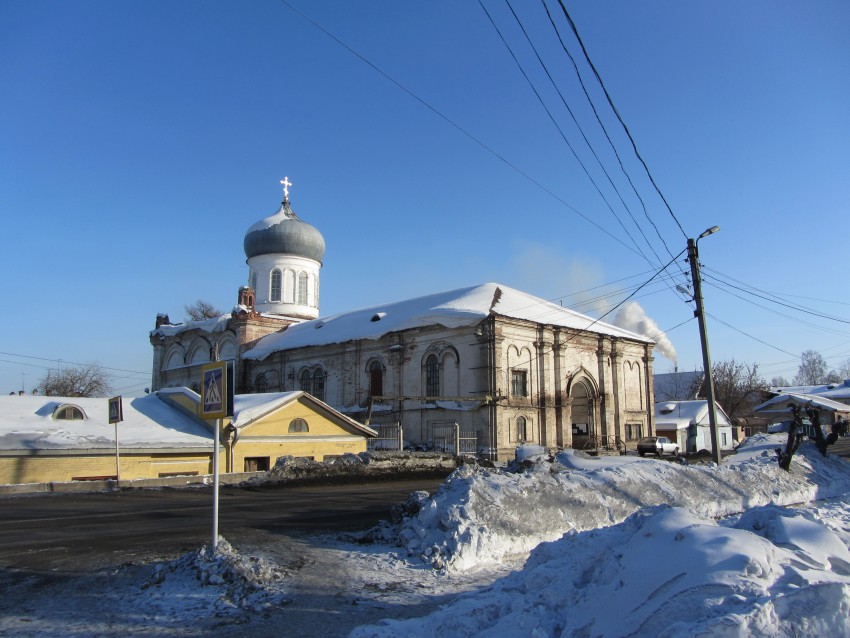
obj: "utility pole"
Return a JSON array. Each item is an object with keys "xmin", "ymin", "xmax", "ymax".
[{"xmin": 687, "ymin": 226, "xmax": 721, "ymax": 464}]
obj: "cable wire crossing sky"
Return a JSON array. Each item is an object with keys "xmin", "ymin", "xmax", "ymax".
[{"xmin": 1, "ymin": 0, "xmax": 848, "ymax": 394}]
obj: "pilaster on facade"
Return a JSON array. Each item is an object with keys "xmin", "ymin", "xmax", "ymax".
[
  {"xmin": 561, "ymin": 396, "xmax": 574, "ymax": 449},
  {"xmin": 609, "ymin": 338, "xmax": 623, "ymax": 442},
  {"xmin": 644, "ymin": 348, "xmax": 656, "ymax": 435}
]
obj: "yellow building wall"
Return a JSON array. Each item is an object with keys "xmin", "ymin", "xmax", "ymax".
[
  {"xmin": 0, "ymin": 451, "xmax": 217, "ymax": 484},
  {"xmin": 229, "ymin": 396, "xmax": 369, "ymax": 470}
]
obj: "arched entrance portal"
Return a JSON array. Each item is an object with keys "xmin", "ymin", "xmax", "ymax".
[{"xmin": 569, "ymin": 378, "xmax": 596, "ymax": 449}]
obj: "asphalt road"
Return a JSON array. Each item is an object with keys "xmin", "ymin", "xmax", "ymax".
[{"xmin": 0, "ymin": 478, "xmax": 445, "ymax": 572}]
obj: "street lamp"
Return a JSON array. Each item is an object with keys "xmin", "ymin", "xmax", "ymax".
[{"xmin": 687, "ymin": 226, "xmax": 721, "ymax": 464}]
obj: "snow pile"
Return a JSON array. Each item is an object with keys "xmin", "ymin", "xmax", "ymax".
[
  {"xmin": 352, "ymin": 503, "xmax": 850, "ymax": 637},
  {"xmin": 257, "ymin": 451, "xmax": 458, "ymax": 485},
  {"xmin": 143, "ymin": 537, "xmax": 289, "ymax": 614},
  {"xmin": 387, "ymin": 435, "xmax": 850, "ymax": 571}
]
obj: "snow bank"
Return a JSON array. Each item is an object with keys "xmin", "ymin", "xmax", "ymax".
[
  {"xmin": 352, "ymin": 503, "xmax": 850, "ymax": 637},
  {"xmin": 387, "ymin": 435, "xmax": 850, "ymax": 572},
  {"xmin": 142, "ymin": 537, "xmax": 289, "ymax": 615}
]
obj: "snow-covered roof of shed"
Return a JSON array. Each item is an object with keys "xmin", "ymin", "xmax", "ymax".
[
  {"xmin": 772, "ymin": 380, "xmax": 850, "ymax": 401},
  {"xmin": 653, "ymin": 400, "xmax": 731, "ymax": 426},
  {"xmin": 753, "ymin": 392, "xmax": 850, "ymax": 414},
  {"xmin": 0, "ymin": 394, "xmax": 212, "ymax": 451},
  {"xmin": 243, "ymin": 283, "xmax": 652, "ymax": 361}
]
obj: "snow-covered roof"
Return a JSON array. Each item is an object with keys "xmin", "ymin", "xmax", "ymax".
[
  {"xmin": 232, "ymin": 390, "xmax": 377, "ymax": 437},
  {"xmin": 157, "ymin": 388, "xmax": 377, "ymax": 437},
  {"xmin": 654, "ymin": 400, "xmax": 731, "ymax": 427},
  {"xmin": 0, "ymin": 394, "xmax": 213, "ymax": 451},
  {"xmin": 770, "ymin": 380, "xmax": 850, "ymax": 400},
  {"xmin": 244, "ymin": 283, "xmax": 652, "ymax": 361},
  {"xmin": 753, "ymin": 392, "xmax": 850, "ymax": 414}
]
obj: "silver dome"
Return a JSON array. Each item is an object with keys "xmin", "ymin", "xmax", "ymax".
[{"xmin": 243, "ymin": 200, "xmax": 326, "ymax": 263}]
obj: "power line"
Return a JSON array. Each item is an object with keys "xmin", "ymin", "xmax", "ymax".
[
  {"xmin": 0, "ymin": 351, "xmax": 149, "ymax": 376},
  {"xmin": 704, "ymin": 312, "xmax": 798, "ymax": 358},
  {"xmin": 554, "ymin": 0, "xmax": 689, "ymax": 241},
  {"xmin": 704, "ymin": 267, "xmax": 850, "ymax": 320},
  {"xmin": 489, "ymin": 0, "xmax": 664, "ymax": 268},
  {"xmin": 702, "ymin": 280, "xmax": 850, "ymax": 339},
  {"xmin": 277, "ymin": 0, "xmax": 669, "ymax": 261},
  {"xmin": 537, "ymin": 0, "xmax": 683, "ymax": 269}
]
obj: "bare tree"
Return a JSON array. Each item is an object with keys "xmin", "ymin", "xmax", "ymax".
[
  {"xmin": 794, "ymin": 350, "xmax": 828, "ymax": 386},
  {"xmin": 770, "ymin": 375, "xmax": 790, "ymax": 388},
  {"xmin": 826, "ymin": 370, "xmax": 843, "ymax": 384},
  {"xmin": 838, "ymin": 358, "xmax": 850, "ymax": 380},
  {"xmin": 184, "ymin": 299, "xmax": 223, "ymax": 322},
  {"xmin": 697, "ymin": 359, "xmax": 768, "ymax": 419},
  {"xmin": 36, "ymin": 363, "xmax": 112, "ymax": 398}
]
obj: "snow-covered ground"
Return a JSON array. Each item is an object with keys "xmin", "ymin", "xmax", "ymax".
[{"xmin": 4, "ymin": 434, "xmax": 850, "ymax": 636}]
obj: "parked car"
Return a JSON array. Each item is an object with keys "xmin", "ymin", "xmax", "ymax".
[{"xmin": 637, "ymin": 436, "xmax": 679, "ymax": 457}]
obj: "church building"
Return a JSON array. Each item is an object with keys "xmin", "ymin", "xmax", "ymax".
[{"xmin": 151, "ymin": 181, "xmax": 656, "ymax": 460}]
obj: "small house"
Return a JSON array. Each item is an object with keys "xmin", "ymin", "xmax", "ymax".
[{"xmin": 654, "ymin": 400, "xmax": 735, "ymax": 454}]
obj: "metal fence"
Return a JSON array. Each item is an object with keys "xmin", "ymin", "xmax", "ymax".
[
  {"xmin": 432, "ymin": 422, "xmax": 478, "ymax": 456},
  {"xmin": 367, "ymin": 423, "xmax": 403, "ymax": 451}
]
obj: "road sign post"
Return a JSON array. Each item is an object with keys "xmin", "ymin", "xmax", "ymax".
[
  {"xmin": 200, "ymin": 361, "xmax": 233, "ymax": 552},
  {"xmin": 108, "ymin": 396, "xmax": 123, "ymax": 483}
]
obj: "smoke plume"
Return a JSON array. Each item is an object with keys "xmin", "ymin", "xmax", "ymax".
[{"xmin": 612, "ymin": 301, "xmax": 677, "ymax": 363}]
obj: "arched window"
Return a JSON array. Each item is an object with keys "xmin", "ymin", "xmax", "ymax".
[
  {"xmin": 299, "ymin": 369, "xmax": 311, "ymax": 393},
  {"xmin": 312, "ymin": 368, "xmax": 325, "ymax": 401},
  {"xmin": 369, "ymin": 360, "xmax": 384, "ymax": 398},
  {"xmin": 285, "ymin": 269, "xmax": 296, "ymax": 303},
  {"xmin": 297, "ymin": 272, "xmax": 308, "ymax": 305},
  {"xmin": 517, "ymin": 416, "xmax": 527, "ymax": 442},
  {"xmin": 288, "ymin": 418, "xmax": 309, "ymax": 433},
  {"xmin": 255, "ymin": 372, "xmax": 267, "ymax": 393},
  {"xmin": 57, "ymin": 406, "xmax": 84, "ymax": 420},
  {"xmin": 425, "ymin": 354, "xmax": 440, "ymax": 398},
  {"xmin": 270, "ymin": 269, "xmax": 282, "ymax": 302},
  {"xmin": 250, "ymin": 270, "xmax": 257, "ymax": 292}
]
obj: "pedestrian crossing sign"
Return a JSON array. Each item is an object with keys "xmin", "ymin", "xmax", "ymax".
[
  {"xmin": 108, "ymin": 396, "xmax": 123, "ymax": 424},
  {"xmin": 201, "ymin": 361, "xmax": 232, "ymax": 419}
]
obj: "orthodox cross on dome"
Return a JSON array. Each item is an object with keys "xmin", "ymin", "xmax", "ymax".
[{"xmin": 280, "ymin": 176, "xmax": 293, "ymax": 201}]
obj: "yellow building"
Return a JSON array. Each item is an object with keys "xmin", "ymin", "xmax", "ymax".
[
  {"xmin": 157, "ymin": 387, "xmax": 378, "ymax": 472},
  {"xmin": 0, "ymin": 390, "xmax": 375, "ymax": 485}
]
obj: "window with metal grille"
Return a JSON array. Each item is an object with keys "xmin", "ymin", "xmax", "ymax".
[
  {"xmin": 425, "ymin": 354, "xmax": 439, "ymax": 398},
  {"xmin": 299, "ymin": 369, "xmax": 311, "ymax": 393},
  {"xmin": 511, "ymin": 369, "xmax": 528, "ymax": 397},
  {"xmin": 312, "ymin": 368, "xmax": 325, "ymax": 401},
  {"xmin": 517, "ymin": 416, "xmax": 528, "ymax": 441},
  {"xmin": 625, "ymin": 423, "xmax": 643, "ymax": 440}
]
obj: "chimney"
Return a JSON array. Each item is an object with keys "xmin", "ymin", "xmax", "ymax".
[
  {"xmin": 238, "ymin": 286, "xmax": 255, "ymax": 311},
  {"xmin": 155, "ymin": 313, "xmax": 171, "ymax": 329}
]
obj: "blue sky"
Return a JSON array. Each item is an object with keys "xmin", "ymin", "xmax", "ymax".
[{"xmin": 1, "ymin": 0, "xmax": 848, "ymax": 396}]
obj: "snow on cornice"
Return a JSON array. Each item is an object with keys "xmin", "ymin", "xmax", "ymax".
[
  {"xmin": 151, "ymin": 314, "xmax": 232, "ymax": 338},
  {"xmin": 243, "ymin": 283, "xmax": 652, "ymax": 361}
]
